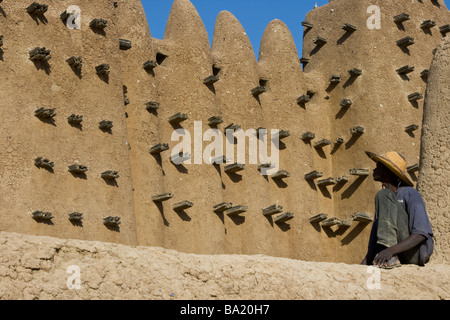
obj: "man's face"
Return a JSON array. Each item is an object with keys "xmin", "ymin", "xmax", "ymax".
[{"xmin": 373, "ymin": 162, "xmax": 390, "ymax": 182}]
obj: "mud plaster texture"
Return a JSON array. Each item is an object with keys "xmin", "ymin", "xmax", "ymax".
[
  {"xmin": 0, "ymin": 0, "xmax": 449, "ymax": 268},
  {"xmin": 418, "ymin": 34, "xmax": 450, "ymax": 264},
  {"xmin": 1, "ymin": 231, "xmax": 449, "ymax": 300}
]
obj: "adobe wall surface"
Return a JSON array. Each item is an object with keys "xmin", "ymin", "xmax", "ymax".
[
  {"xmin": 0, "ymin": 0, "xmax": 137, "ymax": 245},
  {"xmin": 418, "ymin": 35, "xmax": 450, "ymax": 264},
  {"xmin": 1, "ymin": 231, "xmax": 449, "ymax": 300},
  {"xmin": 0, "ymin": 0, "xmax": 449, "ymax": 265}
]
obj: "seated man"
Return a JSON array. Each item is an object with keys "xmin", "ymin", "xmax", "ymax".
[{"xmin": 361, "ymin": 151, "xmax": 434, "ymax": 268}]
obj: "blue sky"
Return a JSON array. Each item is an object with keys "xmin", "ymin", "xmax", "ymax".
[{"xmin": 142, "ymin": 0, "xmax": 449, "ymax": 59}]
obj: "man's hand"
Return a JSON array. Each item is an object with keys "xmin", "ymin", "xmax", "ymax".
[
  {"xmin": 373, "ymin": 234, "xmax": 426, "ymax": 267},
  {"xmin": 373, "ymin": 247, "xmax": 394, "ymax": 267}
]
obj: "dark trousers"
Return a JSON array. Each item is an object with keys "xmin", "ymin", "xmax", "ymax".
[{"xmin": 367, "ymin": 189, "xmax": 420, "ymax": 265}]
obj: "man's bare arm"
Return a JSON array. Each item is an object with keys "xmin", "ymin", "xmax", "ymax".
[{"xmin": 373, "ymin": 234, "xmax": 426, "ymax": 266}]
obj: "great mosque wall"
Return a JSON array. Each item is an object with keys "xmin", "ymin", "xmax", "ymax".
[{"xmin": 0, "ymin": 0, "xmax": 449, "ymax": 299}]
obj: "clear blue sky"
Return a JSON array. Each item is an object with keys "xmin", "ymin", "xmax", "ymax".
[{"xmin": 142, "ymin": 0, "xmax": 450, "ymax": 59}]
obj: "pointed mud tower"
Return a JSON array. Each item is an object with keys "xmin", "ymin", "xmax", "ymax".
[
  {"xmin": 418, "ymin": 35, "xmax": 450, "ymax": 264},
  {"xmin": 258, "ymin": 20, "xmax": 331, "ymax": 260},
  {"xmin": 115, "ymin": 0, "xmax": 162, "ymax": 248},
  {"xmin": 143, "ymin": 0, "xmax": 224, "ymax": 254},
  {"xmin": 211, "ymin": 11, "xmax": 268, "ymax": 255}
]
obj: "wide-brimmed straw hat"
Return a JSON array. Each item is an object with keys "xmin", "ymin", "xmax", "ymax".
[{"xmin": 365, "ymin": 151, "xmax": 414, "ymax": 186}]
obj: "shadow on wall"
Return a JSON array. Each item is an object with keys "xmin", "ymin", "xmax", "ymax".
[
  {"xmin": 310, "ymin": 219, "xmax": 370, "ymax": 244},
  {"xmin": 341, "ymin": 176, "xmax": 368, "ymax": 199}
]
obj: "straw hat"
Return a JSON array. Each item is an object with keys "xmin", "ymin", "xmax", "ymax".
[{"xmin": 365, "ymin": 151, "xmax": 414, "ymax": 186}]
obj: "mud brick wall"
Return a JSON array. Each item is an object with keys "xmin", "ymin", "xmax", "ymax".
[
  {"xmin": 0, "ymin": 0, "xmax": 448, "ymax": 264},
  {"xmin": 0, "ymin": 0, "xmax": 137, "ymax": 245}
]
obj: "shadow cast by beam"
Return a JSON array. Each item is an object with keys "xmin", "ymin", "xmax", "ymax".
[
  {"xmin": 343, "ymin": 74, "xmax": 358, "ymax": 88},
  {"xmin": 337, "ymin": 31, "xmax": 353, "ymax": 45},
  {"xmin": 225, "ymin": 172, "xmax": 243, "ymax": 183},
  {"xmin": 97, "ymin": 73, "xmax": 109, "ymax": 83},
  {"xmin": 326, "ymin": 81, "xmax": 339, "ymax": 93},
  {"xmin": 432, "ymin": 0, "xmax": 441, "ymax": 7},
  {"xmin": 332, "ymin": 179, "xmax": 347, "ymax": 192},
  {"xmin": 306, "ymin": 180, "xmax": 317, "ymax": 191},
  {"xmin": 395, "ymin": 22, "xmax": 406, "ymax": 31},
  {"xmin": 154, "ymin": 201, "xmax": 169, "ymax": 226},
  {"xmin": 341, "ymin": 222, "xmax": 370, "ymax": 245},
  {"xmin": 345, "ymin": 134, "xmax": 362, "ymax": 150},
  {"xmin": 310, "ymin": 221, "xmax": 321, "ymax": 232},
  {"xmin": 409, "ymin": 100, "xmax": 420, "ymax": 109},
  {"xmin": 37, "ymin": 116, "xmax": 56, "ymax": 126},
  {"xmin": 33, "ymin": 219, "xmax": 54, "ymax": 225},
  {"xmin": 105, "ymin": 225, "xmax": 120, "ymax": 232},
  {"xmin": 318, "ymin": 185, "xmax": 332, "ymax": 199},
  {"xmin": 172, "ymin": 162, "xmax": 189, "ymax": 174},
  {"xmin": 399, "ymin": 74, "xmax": 411, "ymax": 81},
  {"xmin": 315, "ymin": 147, "xmax": 327, "ymax": 159},
  {"xmin": 264, "ymin": 215, "xmax": 274, "ymax": 228},
  {"xmin": 68, "ymin": 65, "xmax": 83, "ymax": 79},
  {"xmin": 70, "ymin": 220, "xmax": 83, "ymax": 227},
  {"xmin": 398, "ymin": 46, "xmax": 411, "ymax": 55},
  {"xmin": 28, "ymin": 13, "xmax": 48, "ymax": 25},
  {"xmin": 273, "ymin": 178, "xmax": 288, "ymax": 189},
  {"xmin": 214, "ymin": 211, "xmax": 225, "ymax": 224},
  {"xmin": 151, "ymin": 153, "xmax": 163, "ymax": 167},
  {"xmin": 102, "ymin": 177, "xmax": 118, "ymax": 187},
  {"xmin": 34, "ymin": 164, "xmax": 54, "ymax": 174},
  {"xmin": 341, "ymin": 176, "xmax": 368, "ymax": 199},
  {"xmin": 275, "ymin": 221, "xmax": 291, "ymax": 232},
  {"xmin": 335, "ymin": 106, "xmax": 350, "ymax": 119},
  {"xmin": 322, "ymin": 226, "xmax": 336, "ymax": 238},
  {"xmin": 174, "ymin": 209, "xmax": 191, "ymax": 221},
  {"xmin": 90, "ymin": 26, "xmax": 106, "ymax": 36},
  {"xmin": 310, "ymin": 43, "xmax": 325, "ymax": 56},
  {"xmin": 228, "ymin": 214, "xmax": 245, "ymax": 225},
  {"xmin": 32, "ymin": 60, "xmax": 51, "ymax": 75},
  {"xmin": 69, "ymin": 172, "xmax": 87, "ymax": 180},
  {"xmin": 205, "ymin": 83, "xmax": 216, "ymax": 94}
]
